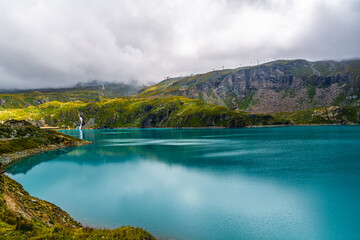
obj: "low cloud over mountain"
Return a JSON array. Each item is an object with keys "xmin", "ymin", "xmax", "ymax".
[{"xmin": 0, "ymin": 0, "xmax": 359, "ymax": 89}]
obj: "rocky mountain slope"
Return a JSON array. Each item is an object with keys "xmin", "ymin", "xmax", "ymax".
[
  {"xmin": 0, "ymin": 120, "xmax": 90, "ymax": 165},
  {"xmin": 137, "ymin": 59, "xmax": 360, "ymax": 113}
]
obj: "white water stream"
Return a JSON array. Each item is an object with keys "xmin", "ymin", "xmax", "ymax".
[{"xmin": 78, "ymin": 113, "xmax": 83, "ymax": 130}]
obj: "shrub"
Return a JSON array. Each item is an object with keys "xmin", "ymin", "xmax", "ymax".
[
  {"xmin": 15, "ymin": 219, "xmax": 34, "ymax": 232},
  {"xmin": 1, "ymin": 210, "xmax": 17, "ymax": 225}
]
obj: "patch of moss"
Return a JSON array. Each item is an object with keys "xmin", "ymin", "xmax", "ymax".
[
  {"xmin": 282, "ymin": 89, "xmax": 296, "ymax": 99},
  {"xmin": 307, "ymin": 85, "xmax": 316, "ymax": 102},
  {"xmin": 236, "ymin": 91, "xmax": 257, "ymax": 110},
  {"xmin": 291, "ymin": 65, "xmax": 314, "ymax": 78},
  {"xmin": 333, "ymin": 94, "xmax": 346, "ymax": 106},
  {"xmin": 313, "ymin": 62, "xmax": 331, "ymax": 76},
  {"xmin": 342, "ymin": 106, "xmax": 360, "ymax": 123}
]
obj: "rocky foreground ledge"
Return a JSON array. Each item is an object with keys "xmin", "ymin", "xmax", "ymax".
[
  {"xmin": 0, "ymin": 120, "xmax": 156, "ymax": 239},
  {"xmin": 0, "ymin": 120, "xmax": 90, "ymax": 165}
]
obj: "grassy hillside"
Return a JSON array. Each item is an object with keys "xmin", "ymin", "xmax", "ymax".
[
  {"xmin": 137, "ymin": 59, "xmax": 360, "ymax": 113},
  {"xmin": 1, "ymin": 97, "xmax": 358, "ymax": 128},
  {"xmin": 0, "ymin": 82, "xmax": 142, "ymax": 110},
  {"xmin": 0, "ymin": 173, "xmax": 156, "ymax": 240},
  {"xmin": 0, "ymin": 97, "xmax": 280, "ymax": 129},
  {"xmin": 0, "ymin": 91, "xmax": 104, "ymax": 110}
]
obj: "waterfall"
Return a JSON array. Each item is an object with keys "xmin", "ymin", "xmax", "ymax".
[
  {"xmin": 79, "ymin": 129, "xmax": 83, "ymax": 140},
  {"xmin": 78, "ymin": 113, "xmax": 83, "ymax": 130}
]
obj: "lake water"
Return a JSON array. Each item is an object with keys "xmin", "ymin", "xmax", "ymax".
[{"xmin": 6, "ymin": 126, "xmax": 360, "ymax": 240}]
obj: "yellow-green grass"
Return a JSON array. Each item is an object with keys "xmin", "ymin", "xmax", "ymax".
[{"xmin": 0, "ymin": 97, "xmax": 279, "ymax": 128}]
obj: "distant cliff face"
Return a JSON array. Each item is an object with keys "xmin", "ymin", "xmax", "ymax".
[{"xmin": 137, "ymin": 59, "xmax": 360, "ymax": 113}]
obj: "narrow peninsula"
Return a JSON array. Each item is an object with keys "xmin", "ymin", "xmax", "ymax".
[{"xmin": 0, "ymin": 120, "xmax": 90, "ymax": 165}]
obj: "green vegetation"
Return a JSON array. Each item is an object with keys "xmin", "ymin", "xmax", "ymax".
[
  {"xmin": 291, "ymin": 64, "xmax": 313, "ymax": 78},
  {"xmin": 0, "ymin": 174, "xmax": 155, "ymax": 240},
  {"xmin": 333, "ymin": 94, "xmax": 347, "ymax": 106},
  {"xmin": 0, "ymin": 97, "xmax": 358, "ymax": 129},
  {"xmin": 263, "ymin": 60, "xmax": 294, "ymax": 67},
  {"xmin": 273, "ymin": 106, "xmax": 360, "ymax": 125},
  {"xmin": 282, "ymin": 89, "xmax": 296, "ymax": 99},
  {"xmin": 0, "ymin": 82, "xmax": 142, "ymax": 110},
  {"xmin": 0, "ymin": 91, "xmax": 104, "ymax": 110},
  {"xmin": 347, "ymin": 60, "xmax": 360, "ymax": 79},
  {"xmin": 236, "ymin": 91, "xmax": 257, "ymax": 110},
  {"xmin": 0, "ymin": 97, "xmax": 281, "ymax": 128},
  {"xmin": 307, "ymin": 85, "xmax": 316, "ymax": 102},
  {"xmin": 313, "ymin": 62, "xmax": 332, "ymax": 76},
  {"xmin": 342, "ymin": 106, "xmax": 360, "ymax": 123},
  {"xmin": 333, "ymin": 91, "xmax": 360, "ymax": 106}
]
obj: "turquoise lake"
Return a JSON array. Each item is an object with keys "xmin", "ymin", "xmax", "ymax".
[{"xmin": 6, "ymin": 126, "xmax": 360, "ymax": 240}]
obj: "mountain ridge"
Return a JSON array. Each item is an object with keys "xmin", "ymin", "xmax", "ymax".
[{"xmin": 137, "ymin": 59, "xmax": 360, "ymax": 113}]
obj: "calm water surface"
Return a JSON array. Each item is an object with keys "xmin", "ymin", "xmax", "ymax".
[{"xmin": 6, "ymin": 126, "xmax": 360, "ymax": 240}]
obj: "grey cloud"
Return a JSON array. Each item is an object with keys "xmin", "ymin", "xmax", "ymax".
[{"xmin": 0, "ymin": 0, "xmax": 359, "ymax": 89}]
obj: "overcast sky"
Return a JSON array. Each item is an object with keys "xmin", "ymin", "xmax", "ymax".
[{"xmin": 0, "ymin": 0, "xmax": 359, "ymax": 89}]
